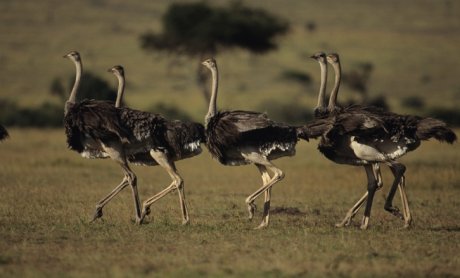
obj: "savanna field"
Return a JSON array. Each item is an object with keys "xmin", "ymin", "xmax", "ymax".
[
  {"xmin": 0, "ymin": 129, "xmax": 459, "ymax": 277},
  {"xmin": 1, "ymin": 0, "xmax": 460, "ymax": 277}
]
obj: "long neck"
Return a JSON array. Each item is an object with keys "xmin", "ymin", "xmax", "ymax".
[
  {"xmin": 115, "ymin": 74, "xmax": 125, "ymax": 108},
  {"xmin": 316, "ymin": 61, "xmax": 328, "ymax": 110},
  {"xmin": 205, "ymin": 65, "xmax": 218, "ymax": 126},
  {"xmin": 65, "ymin": 59, "xmax": 82, "ymax": 115},
  {"xmin": 327, "ymin": 61, "xmax": 341, "ymax": 111},
  {"xmin": 68, "ymin": 59, "xmax": 81, "ymax": 105}
]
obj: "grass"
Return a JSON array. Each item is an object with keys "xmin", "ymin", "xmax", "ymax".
[
  {"xmin": 1, "ymin": 1, "xmax": 459, "ymax": 276},
  {"xmin": 0, "ymin": 128, "xmax": 459, "ymax": 277}
]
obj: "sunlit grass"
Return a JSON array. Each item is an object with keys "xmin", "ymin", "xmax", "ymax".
[{"xmin": 0, "ymin": 129, "xmax": 458, "ymax": 276}]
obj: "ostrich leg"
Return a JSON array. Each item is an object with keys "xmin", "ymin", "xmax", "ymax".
[
  {"xmin": 336, "ymin": 164, "xmax": 385, "ymax": 228},
  {"xmin": 92, "ymin": 144, "xmax": 142, "ymax": 224},
  {"xmin": 398, "ymin": 175, "xmax": 412, "ymax": 228},
  {"xmin": 335, "ymin": 191, "xmax": 368, "ymax": 228},
  {"xmin": 254, "ymin": 164, "xmax": 272, "ymax": 229},
  {"xmin": 360, "ymin": 163, "xmax": 382, "ymax": 230},
  {"xmin": 384, "ymin": 162, "xmax": 406, "ymax": 219},
  {"xmin": 243, "ymin": 153, "xmax": 284, "ymax": 229},
  {"xmin": 140, "ymin": 150, "xmax": 189, "ymax": 225},
  {"xmin": 384, "ymin": 162, "xmax": 412, "ymax": 228},
  {"xmin": 92, "ymin": 177, "xmax": 129, "ymax": 222}
]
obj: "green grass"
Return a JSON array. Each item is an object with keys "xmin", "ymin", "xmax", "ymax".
[
  {"xmin": 0, "ymin": 129, "xmax": 459, "ymax": 277},
  {"xmin": 1, "ymin": 0, "xmax": 460, "ymax": 121}
]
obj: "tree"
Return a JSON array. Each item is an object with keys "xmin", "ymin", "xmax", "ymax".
[
  {"xmin": 140, "ymin": 1, "xmax": 289, "ymax": 103},
  {"xmin": 50, "ymin": 72, "xmax": 118, "ymax": 103}
]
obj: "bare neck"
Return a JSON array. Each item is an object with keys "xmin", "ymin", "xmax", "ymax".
[
  {"xmin": 205, "ymin": 65, "xmax": 218, "ymax": 127},
  {"xmin": 315, "ymin": 61, "xmax": 328, "ymax": 110},
  {"xmin": 65, "ymin": 59, "xmax": 82, "ymax": 115},
  {"xmin": 328, "ymin": 62, "xmax": 341, "ymax": 111},
  {"xmin": 115, "ymin": 74, "xmax": 125, "ymax": 108}
]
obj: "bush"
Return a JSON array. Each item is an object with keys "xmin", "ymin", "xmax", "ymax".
[
  {"xmin": 257, "ymin": 100, "xmax": 312, "ymax": 125},
  {"xmin": 147, "ymin": 102, "xmax": 192, "ymax": 121},
  {"xmin": 366, "ymin": 95, "xmax": 389, "ymax": 111},
  {"xmin": 71, "ymin": 72, "xmax": 117, "ymax": 102},
  {"xmin": 0, "ymin": 99, "xmax": 62, "ymax": 127},
  {"xmin": 280, "ymin": 70, "xmax": 312, "ymax": 86},
  {"xmin": 427, "ymin": 107, "xmax": 460, "ymax": 127},
  {"xmin": 140, "ymin": 2, "xmax": 289, "ymax": 55},
  {"xmin": 52, "ymin": 71, "xmax": 118, "ymax": 103},
  {"xmin": 401, "ymin": 96, "xmax": 425, "ymax": 109}
]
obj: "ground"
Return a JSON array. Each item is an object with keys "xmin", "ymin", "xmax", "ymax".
[{"xmin": 0, "ymin": 129, "xmax": 458, "ymax": 277}]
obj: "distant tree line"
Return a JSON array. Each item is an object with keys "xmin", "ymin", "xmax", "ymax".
[{"xmin": 1, "ymin": 2, "xmax": 459, "ymax": 128}]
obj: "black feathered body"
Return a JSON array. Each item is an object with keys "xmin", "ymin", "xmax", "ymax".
[
  {"xmin": 64, "ymin": 100, "xmax": 132, "ymax": 159},
  {"xmin": 64, "ymin": 100, "xmax": 205, "ymax": 165},
  {"xmin": 123, "ymin": 117, "xmax": 205, "ymax": 166},
  {"xmin": 0, "ymin": 124, "xmax": 8, "ymax": 141},
  {"xmin": 164, "ymin": 120, "xmax": 205, "ymax": 160},
  {"xmin": 305, "ymin": 105, "xmax": 456, "ymax": 165},
  {"xmin": 206, "ymin": 110, "xmax": 300, "ymax": 165},
  {"xmin": 117, "ymin": 107, "xmax": 167, "ymax": 165}
]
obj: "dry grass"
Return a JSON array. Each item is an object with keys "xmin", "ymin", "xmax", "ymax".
[{"xmin": 0, "ymin": 128, "xmax": 458, "ymax": 277}]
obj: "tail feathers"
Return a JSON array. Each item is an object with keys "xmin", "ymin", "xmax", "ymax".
[
  {"xmin": 416, "ymin": 118, "xmax": 457, "ymax": 144},
  {"xmin": 297, "ymin": 118, "xmax": 333, "ymax": 140}
]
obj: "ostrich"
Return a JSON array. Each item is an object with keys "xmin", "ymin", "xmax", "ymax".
[
  {"xmin": 107, "ymin": 64, "xmax": 205, "ymax": 225},
  {"xmin": 202, "ymin": 58, "xmax": 310, "ymax": 229},
  {"xmin": 64, "ymin": 51, "xmax": 144, "ymax": 223},
  {"xmin": 306, "ymin": 53, "xmax": 457, "ymax": 229},
  {"xmin": 0, "ymin": 125, "xmax": 9, "ymax": 141},
  {"xmin": 65, "ymin": 52, "xmax": 204, "ymax": 225}
]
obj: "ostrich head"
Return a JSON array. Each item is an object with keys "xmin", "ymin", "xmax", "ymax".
[
  {"xmin": 326, "ymin": 53, "xmax": 340, "ymax": 65},
  {"xmin": 310, "ymin": 52, "xmax": 327, "ymax": 63},
  {"xmin": 108, "ymin": 65, "xmax": 124, "ymax": 76},
  {"xmin": 201, "ymin": 58, "xmax": 217, "ymax": 70},
  {"xmin": 63, "ymin": 51, "xmax": 81, "ymax": 62}
]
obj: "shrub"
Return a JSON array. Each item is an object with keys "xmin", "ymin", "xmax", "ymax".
[
  {"xmin": 147, "ymin": 102, "xmax": 192, "ymax": 121},
  {"xmin": 280, "ymin": 70, "xmax": 312, "ymax": 86},
  {"xmin": 0, "ymin": 99, "xmax": 62, "ymax": 127},
  {"xmin": 427, "ymin": 107, "xmax": 460, "ymax": 127},
  {"xmin": 402, "ymin": 96, "xmax": 425, "ymax": 109},
  {"xmin": 257, "ymin": 100, "xmax": 312, "ymax": 125}
]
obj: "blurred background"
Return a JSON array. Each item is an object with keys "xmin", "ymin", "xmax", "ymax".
[{"xmin": 1, "ymin": 0, "xmax": 459, "ymax": 126}]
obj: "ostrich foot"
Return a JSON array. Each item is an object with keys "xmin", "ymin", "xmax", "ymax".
[
  {"xmin": 360, "ymin": 216, "xmax": 370, "ymax": 230},
  {"xmin": 254, "ymin": 220, "xmax": 269, "ymax": 230},
  {"xmin": 247, "ymin": 203, "xmax": 256, "ymax": 220},
  {"xmin": 335, "ymin": 214, "xmax": 353, "ymax": 228},
  {"xmin": 385, "ymin": 205, "xmax": 404, "ymax": 220},
  {"xmin": 403, "ymin": 218, "xmax": 412, "ymax": 229},
  {"xmin": 139, "ymin": 206, "xmax": 151, "ymax": 224},
  {"xmin": 91, "ymin": 207, "xmax": 103, "ymax": 223}
]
